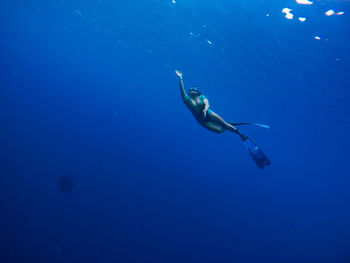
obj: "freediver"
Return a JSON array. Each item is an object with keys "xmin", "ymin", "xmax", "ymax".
[
  {"xmin": 175, "ymin": 70, "xmax": 271, "ymax": 169},
  {"xmin": 175, "ymin": 70, "xmax": 247, "ymax": 139}
]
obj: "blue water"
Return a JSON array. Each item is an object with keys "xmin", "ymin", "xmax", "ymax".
[{"xmin": 1, "ymin": 0, "xmax": 350, "ymax": 262}]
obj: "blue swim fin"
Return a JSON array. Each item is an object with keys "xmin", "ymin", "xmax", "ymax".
[
  {"xmin": 242, "ymin": 136, "xmax": 271, "ymax": 169},
  {"xmin": 230, "ymin": 122, "xmax": 270, "ymax": 129}
]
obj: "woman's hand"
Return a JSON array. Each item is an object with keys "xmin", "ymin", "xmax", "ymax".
[{"xmin": 175, "ymin": 70, "xmax": 182, "ymax": 79}]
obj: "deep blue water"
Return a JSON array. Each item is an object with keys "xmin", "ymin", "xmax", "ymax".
[{"xmin": 1, "ymin": 0, "xmax": 350, "ymax": 262}]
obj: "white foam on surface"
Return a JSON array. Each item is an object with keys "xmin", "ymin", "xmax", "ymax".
[
  {"xmin": 296, "ymin": 0, "xmax": 313, "ymax": 5},
  {"xmin": 286, "ymin": 13, "xmax": 294, "ymax": 19},
  {"xmin": 282, "ymin": 8, "xmax": 294, "ymax": 20},
  {"xmin": 298, "ymin": 17, "xmax": 306, "ymax": 22},
  {"xmin": 325, "ymin": 10, "xmax": 335, "ymax": 16},
  {"xmin": 282, "ymin": 8, "xmax": 292, "ymax": 14}
]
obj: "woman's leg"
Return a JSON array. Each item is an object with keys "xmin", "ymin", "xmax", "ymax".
[
  {"xmin": 209, "ymin": 111, "xmax": 238, "ymax": 133},
  {"xmin": 202, "ymin": 122, "xmax": 226, "ymax": 133},
  {"xmin": 209, "ymin": 111, "xmax": 248, "ymax": 140}
]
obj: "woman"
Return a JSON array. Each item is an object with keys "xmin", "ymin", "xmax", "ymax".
[
  {"xmin": 175, "ymin": 70, "xmax": 271, "ymax": 169},
  {"xmin": 175, "ymin": 70, "xmax": 247, "ymax": 140}
]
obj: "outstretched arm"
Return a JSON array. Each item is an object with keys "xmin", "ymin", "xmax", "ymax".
[{"xmin": 175, "ymin": 70, "xmax": 190, "ymax": 105}]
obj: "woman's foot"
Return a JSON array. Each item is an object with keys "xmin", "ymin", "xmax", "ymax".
[{"xmin": 239, "ymin": 133, "xmax": 248, "ymax": 141}]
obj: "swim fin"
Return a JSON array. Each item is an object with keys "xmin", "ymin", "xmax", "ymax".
[
  {"xmin": 242, "ymin": 136, "xmax": 271, "ymax": 169},
  {"xmin": 230, "ymin": 122, "xmax": 270, "ymax": 129}
]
